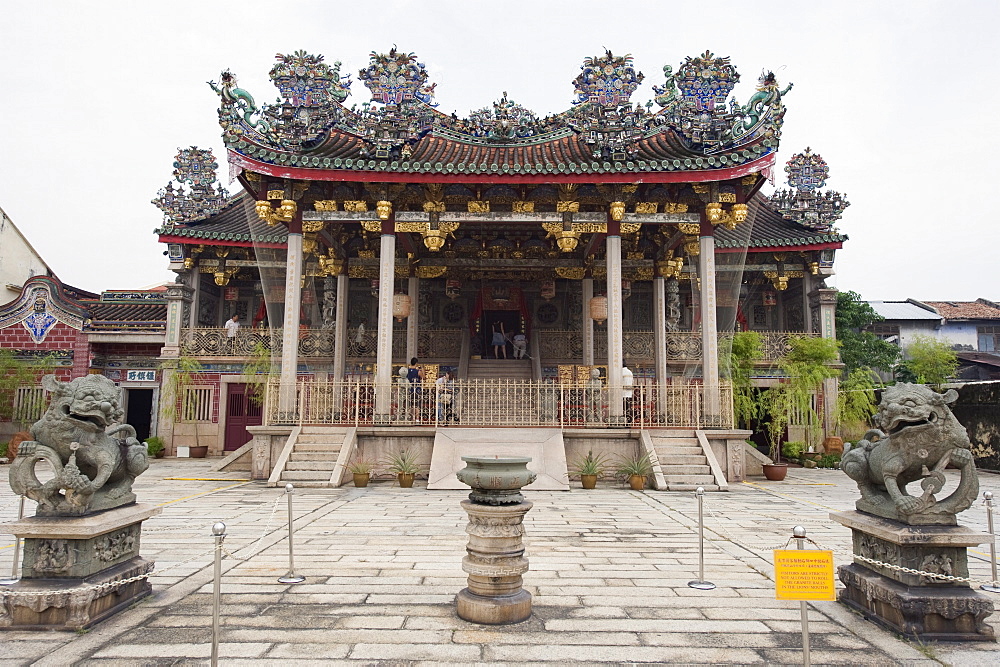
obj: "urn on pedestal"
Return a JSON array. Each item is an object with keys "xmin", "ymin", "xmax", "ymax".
[{"xmin": 454, "ymin": 456, "xmax": 536, "ymax": 624}]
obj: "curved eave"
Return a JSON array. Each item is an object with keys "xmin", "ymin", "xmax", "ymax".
[
  {"xmin": 157, "ymin": 232, "xmax": 286, "ymax": 249},
  {"xmin": 228, "ymin": 149, "xmax": 775, "ymax": 184},
  {"xmin": 716, "ymin": 239, "xmax": 846, "ymax": 254}
]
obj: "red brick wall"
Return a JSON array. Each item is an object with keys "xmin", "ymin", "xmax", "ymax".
[{"xmin": 0, "ymin": 320, "xmax": 85, "ymax": 381}]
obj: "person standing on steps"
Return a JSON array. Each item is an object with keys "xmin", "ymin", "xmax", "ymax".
[
  {"xmin": 224, "ymin": 314, "xmax": 240, "ymax": 353},
  {"xmin": 491, "ymin": 321, "xmax": 507, "ymax": 359}
]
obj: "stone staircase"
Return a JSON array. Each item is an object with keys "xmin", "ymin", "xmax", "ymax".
[
  {"xmin": 271, "ymin": 426, "xmax": 352, "ymax": 488},
  {"xmin": 466, "ymin": 358, "xmax": 533, "ymax": 381},
  {"xmin": 645, "ymin": 430, "xmax": 722, "ymax": 491}
]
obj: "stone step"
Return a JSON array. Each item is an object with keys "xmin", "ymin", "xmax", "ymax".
[
  {"xmin": 288, "ymin": 451, "xmax": 339, "ymax": 462},
  {"xmin": 660, "ymin": 465, "xmax": 712, "ymax": 475},
  {"xmin": 658, "ymin": 447, "xmax": 703, "ymax": 456},
  {"xmin": 278, "ymin": 480, "xmax": 331, "ymax": 488},
  {"xmin": 294, "ymin": 443, "xmax": 340, "ymax": 452},
  {"xmin": 299, "ymin": 427, "xmax": 349, "ymax": 434},
  {"xmin": 660, "ymin": 455, "xmax": 707, "ymax": 465},
  {"xmin": 296, "ymin": 434, "xmax": 343, "ymax": 444},
  {"xmin": 285, "ymin": 461, "xmax": 336, "ymax": 471},
  {"xmin": 662, "ymin": 474, "xmax": 717, "ymax": 485},
  {"xmin": 280, "ymin": 471, "xmax": 331, "ymax": 482}
]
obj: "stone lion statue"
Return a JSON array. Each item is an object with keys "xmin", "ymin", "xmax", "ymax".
[
  {"xmin": 841, "ymin": 383, "xmax": 978, "ymax": 525},
  {"xmin": 9, "ymin": 375, "xmax": 149, "ymax": 516}
]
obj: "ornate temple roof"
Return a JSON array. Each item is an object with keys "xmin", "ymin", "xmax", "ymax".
[
  {"xmin": 81, "ymin": 301, "xmax": 167, "ymax": 332},
  {"xmin": 212, "ymin": 49, "xmax": 791, "ymax": 183},
  {"xmin": 157, "ymin": 190, "xmax": 845, "ymax": 253}
]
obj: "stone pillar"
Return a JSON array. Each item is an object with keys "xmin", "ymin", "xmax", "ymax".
[
  {"xmin": 582, "ymin": 278, "xmax": 594, "ymax": 366},
  {"xmin": 606, "ymin": 225, "xmax": 624, "ymax": 421},
  {"xmin": 653, "ymin": 276, "xmax": 669, "ymax": 419},
  {"xmin": 161, "ymin": 282, "xmax": 192, "ymax": 359},
  {"xmin": 406, "ymin": 276, "xmax": 419, "ymax": 362},
  {"xmin": 699, "ymin": 222, "xmax": 721, "ymax": 422},
  {"xmin": 817, "ymin": 287, "xmax": 840, "ymax": 438},
  {"xmin": 278, "ymin": 224, "xmax": 303, "ymax": 413},
  {"xmin": 801, "ymin": 272, "xmax": 813, "ymax": 334},
  {"xmin": 374, "ymin": 221, "xmax": 396, "ymax": 417},
  {"xmin": 331, "ymin": 273, "xmax": 349, "ymax": 382},
  {"xmin": 188, "ymin": 271, "xmax": 201, "ymax": 328}
]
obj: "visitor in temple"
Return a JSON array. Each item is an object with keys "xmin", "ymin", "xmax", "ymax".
[
  {"xmin": 491, "ymin": 321, "xmax": 507, "ymax": 359},
  {"xmin": 512, "ymin": 330, "xmax": 527, "ymax": 359}
]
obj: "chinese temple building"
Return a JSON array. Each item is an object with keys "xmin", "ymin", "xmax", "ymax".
[{"xmin": 152, "ymin": 48, "xmax": 848, "ymax": 487}]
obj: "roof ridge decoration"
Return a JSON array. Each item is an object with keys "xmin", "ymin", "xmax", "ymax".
[
  {"xmin": 769, "ymin": 147, "xmax": 850, "ymax": 233},
  {"xmin": 151, "ymin": 147, "xmax": 229, "ymax": 225},
  {"xmin": 207, "ymin": 47, "xmax": 792, "ymax": 173}
]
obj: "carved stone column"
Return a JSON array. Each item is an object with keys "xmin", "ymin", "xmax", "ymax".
[
  {"xmin": 653, "ymin": 276, "xmax": 669, "ymax": 419},
  {"xmin": 331, "ymin": 273, "xmax": 349, "ymax": 382},
  {"xmin": 455, "ymin": 456, "xmax": 536, "ymax": 625},
  {"xmin": 606, "ymin": 225, "xmax": 624, "ymax": 422},
  {"xmin": 582, "ymin": 278, "xmax": 594, "ymax": 366},
  {"xmin": 816, "ymin": 287, "xmax": 840, "ymax": 438},
  {"xmin": 161, "ymin": 282, "xmax": 193, "ymax": 359},
  {"xmin": 406, "ymin": 276, "xmax": 419, "ymax": 362},
  {"xmin": 699, "ymin": 227, "xmax": 721, "ymax": 422},
  {"xmin": 278, "ymin": 228, "xmax": 303, "ymax": 413},
  {"xmin": 374, "ymin": 220, "xmax": 396, "ymax": 418}
]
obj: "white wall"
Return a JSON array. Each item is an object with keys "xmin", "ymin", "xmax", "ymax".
[{"xmin": 0, "ymin": 207, "xmax": 53, "ymax": 299}]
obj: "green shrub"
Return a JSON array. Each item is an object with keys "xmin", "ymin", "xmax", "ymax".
[
  {"xmin": 817, "ymin": 454, "xmax": 841, "ymax": 469},
  {"xmin": 0, "ymin": 442, "xmax": 8, "ymax": 458},
  {"xmin": 782, "ymin": 441, "xmax": 807, "ymax": 460},
  {"xmin": 144, "ymin": 436, "xmax": 165, "ymax": 457}
]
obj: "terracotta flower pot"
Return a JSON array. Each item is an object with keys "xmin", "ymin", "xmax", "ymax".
[
  {"xmin": 189, "ymin": 445, "xmax": 208, "ymax": 459},
  {"xmin": 154, "ymin": 451, "xmax": 165, "ymax": 459},
  {"xmin": 353, "ymin": 472, "xmax": 370, "ymax": 488},
  {"xmin": 628, "ymin": 474, "xmax": 645, "ymax": 490},
  {"xmin": 398, "ymin": 473, "xmax": 415, "ymax": 488},
  {"xmin": 581, "ymin": 474, "xmax": 598, "ymax": 490},
  {"xmin": 762, "ymin": 463, "xmax": 788, "ymax": 481}
]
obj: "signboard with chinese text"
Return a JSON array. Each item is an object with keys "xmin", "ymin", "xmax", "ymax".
[
  {"xmin": 773, "ymin": 550, "xmax": 835, "ymax": 601},
  {"xmin": 125, "ymin": 370, "xmax": 157, "ymax": 383}
]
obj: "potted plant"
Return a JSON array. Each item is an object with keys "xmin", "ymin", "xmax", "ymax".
[
  {"xmin": 571, "ymin": 450, "xmax": 609, "ymax": 489},
  {"xmin": 144, "ymin": 436, "xmax": 166, "ymax": 459},
  {"xmin": 161, "ymin": 356, "xmax": 209, "ymax": 458},
  {"xmin": 615, "ymin": 452, "xmax": 652, "ymax": 491},
  {"xmin": 347, "ymin": 459, "xmax": 376, "ymax": 487},
  {"xmin": 383, "ymin": 449, "xmax": 421, "ymax": 488}
]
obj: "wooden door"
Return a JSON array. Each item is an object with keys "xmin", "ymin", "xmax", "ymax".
[{"xmin": 224, "ymin": 383, "xmax": 263, "ymax": 451}]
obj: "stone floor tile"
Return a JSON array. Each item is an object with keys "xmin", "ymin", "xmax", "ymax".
[
  {"xmin": 349, "ymin": 643, "xmax": 482, "ymax": 661},
  {"xmin": 264, "ymin": 642, "xmax": 351, "ymax": 659}
]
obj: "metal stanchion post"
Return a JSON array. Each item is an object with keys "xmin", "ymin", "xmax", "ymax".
[
  {"xmin": 0, "ymin": 496, "xmax": 26, "ymax": 586},
  {"xmin": 982, "ymin": 491, "xmax": 1000, "ymax": 593},
  {"xmin": 277, "ymin": 483, "xmax": 306, "ymax": 584},
  {"xmin": 211, "ymin": 522, "xmax": 226, "ymax": 667},
  {"xmin": 688, "ymin": 487, "xmax": 716, "ymax": 590},
  {"xmin": 793, "ymin": 525, "xmax": 811, "ymax": 667}
]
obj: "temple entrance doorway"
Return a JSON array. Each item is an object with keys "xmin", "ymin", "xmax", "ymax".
[
  {"xmin": 125, "ymin": 388, "xmax": 153, "ymax": 443},
  {"xmin": 224, "ymin": 383, "xmax": 263, "ymax": 451},
  {"xmin": 482, "ymin": 310, "xmax": 520, "ymax": 359}
]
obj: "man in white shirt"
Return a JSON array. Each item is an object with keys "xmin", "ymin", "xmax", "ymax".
[
  {"xmin": 224, "ymin": 314, "xmax": 240, "ymax": 352},
  {"xmin": 435, "ymin": 370, "xmax": 456, "ymax": 422},
  {"xmin": 621, "ymin": 364, "xmax": 634, "ymax": 423}
]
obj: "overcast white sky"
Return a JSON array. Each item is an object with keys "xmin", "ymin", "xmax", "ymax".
[{"xmin": 1, "ymin": 1, "xmax": 997, "ymax": 301}]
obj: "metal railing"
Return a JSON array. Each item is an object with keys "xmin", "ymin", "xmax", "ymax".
[
  {"xmin": 180, "ymin": 327, "xmax": 463, "ymax": 360},
  {"xmin": 263, "ymin": 378, "xmax": 732, "ymax": 429},
  {"xmin": 537, "ymin": 330, "xmax": 818, "ymax": 363}
]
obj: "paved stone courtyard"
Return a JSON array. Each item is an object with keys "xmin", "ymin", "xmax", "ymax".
[{"xmin": 1, "ymin": 459, "xmax": 998, "ymax": 665}]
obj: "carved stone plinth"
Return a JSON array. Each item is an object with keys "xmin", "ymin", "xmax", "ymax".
[
  {"xmin": 0, "ymin": 504, "xmax": 161, "ymax": 631},
  {"xmin": 832, "ymin": 510, "xmax": 995, "ymax": 641},
  {"xmin": 456, "ymin": 500, "xmax": 533, "ymax": 625},
  {"xmin": 455, "ymin": 456, "xmax": 536, "ymax": 625}
]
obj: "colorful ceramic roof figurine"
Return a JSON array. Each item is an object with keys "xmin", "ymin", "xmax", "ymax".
[
  {"xmin": 210, "ymin": 48, "xmax": 792, "ymax": 182},
  {"xmin": 769, "ymin": 148, "xmax": 850, "ymax": 233},
  {"xmin": 152, "ymin": 147, "xmax": 229, "ymax": 225}
]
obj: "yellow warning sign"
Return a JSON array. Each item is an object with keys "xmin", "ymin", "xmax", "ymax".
[{"xmin": 773, "ymin": 550, "xmax": 836, "ymax": 601}]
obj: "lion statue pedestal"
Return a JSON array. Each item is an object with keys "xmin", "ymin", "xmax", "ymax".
[
  {"xmin": 1, "ymin": 375, "xmax": 161, "ymax": 631},
  {"xmin": 833, "ymin": 383, "xmax": 994, "ymax": 641}
]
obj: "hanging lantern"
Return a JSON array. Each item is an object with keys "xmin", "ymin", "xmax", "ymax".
[
  {"xmin": 763, "ymin": 290, "xmax": 777, "ymax": 307},
  {"xmin": 392, "ymin": 292, "xmax": 411, "ymax": 321},
  {"xmin": 589, "ymin": 295, "xmax": 608, "ymax": 323}
]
